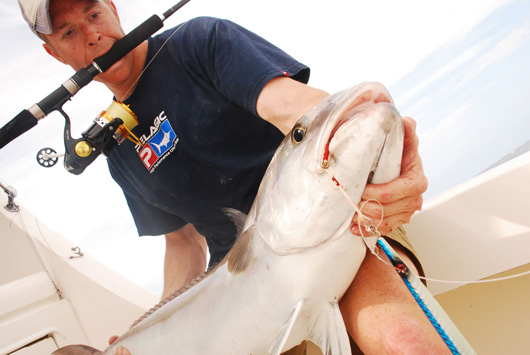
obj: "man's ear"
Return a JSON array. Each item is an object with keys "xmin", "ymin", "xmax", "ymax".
[
  {"xmin": 43, "ymin": 43, "xmax": 67, "ymax": 65},
  {"xmin": 108, "ymin": 0, "xmax": 121, "ymax": 24}
]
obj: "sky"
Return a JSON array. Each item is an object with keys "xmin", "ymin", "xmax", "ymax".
[{"xmin": 0, "ymin": 0, "xmax": 528, "ymax": 294}]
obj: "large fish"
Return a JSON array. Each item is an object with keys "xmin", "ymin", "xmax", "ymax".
[{"xmin": 54, "ymin": 82, "xmax": 404, "ymax": 355}]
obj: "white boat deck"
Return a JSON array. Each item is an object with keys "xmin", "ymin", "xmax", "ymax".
[{"xmin": 1, "ymin": 152, "xmax": 529, "ymax": 354}]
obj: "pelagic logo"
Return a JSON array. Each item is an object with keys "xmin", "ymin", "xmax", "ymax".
[{"xmin": 135, "ymin": 111, "xmax": 179, "ymax": 172}]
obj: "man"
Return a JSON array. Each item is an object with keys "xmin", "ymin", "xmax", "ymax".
[{"xmin": 19, "ymin": 0, "xmax": 448, "ymax": 353}]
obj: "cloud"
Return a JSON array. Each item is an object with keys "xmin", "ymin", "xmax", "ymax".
[
  {"xmin": 478, "ymin": 22, "xmax": 530, "ymax": 67},
  {"xmin": 455, "ymin": 21, "xmax": 530, "ymax": 90},
  {"xmin": 420, "ymin": 101, "xmax": 472, "ymax": 149},
  {"xmin": 395, "ymin": 44, "xmax": 484, "ymax": 108}
]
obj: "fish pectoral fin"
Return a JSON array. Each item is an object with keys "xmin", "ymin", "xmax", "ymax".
[
  {"xmin": 269, "ymin": 298, "xmax": 305, "ymax": 355},
  {"xmin": 227, "ymin": 227, "xmax": 255, "ymax": 275},
  {"xmin": 52, "ymin": 345, "xmax": 103, "ymax": 355},
  {"xmin": 309, "ymin": 300, "xmax": 351, "ymax": 355}
]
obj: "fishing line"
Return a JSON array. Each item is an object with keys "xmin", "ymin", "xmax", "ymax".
[
  {"xmin": 119, "ymin": 22, "xmax": 188, "ymax": 103},
  {"xmin": 419, "ymin": 271, "xmax": 530, "ymax": 285},
  {"xmin": 324, "ymin": 168, "xmax": 530, "ymax": 285},
  {"xmin": 323, "ymin": 168, "xmax": 390, "ymax": 265},
  {"xmin": 324, "ymin": 168, "xmax": 476, "ymax": 354},
  {"xmin": 34, "ymin": 217, "xmax": 84, "ymax": 260},
  {"xmin": 13, "ymin": 210, "xmax": 64, "ymax": 298}
]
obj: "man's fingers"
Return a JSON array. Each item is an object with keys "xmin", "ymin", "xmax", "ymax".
[
  {"xmin": 362, "ymin": 161, "xmax": 428, "ymax": 204},
  {"xmin": 358, "ymin": 195, "xmax": 423, "ymax": 219},
  {"xmin": 351, "ymin": 211, "xmax": 414, "ymax": 236}
]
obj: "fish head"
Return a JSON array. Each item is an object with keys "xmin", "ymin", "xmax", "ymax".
[{"xmin": 248, "ymin": 82, "xmax": 404, "ymax": 254}]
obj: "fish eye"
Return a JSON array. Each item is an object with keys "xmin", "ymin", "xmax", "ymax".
[{"xmin": 291, "ymin": 125, "xmax": 306, "ymax": 144}]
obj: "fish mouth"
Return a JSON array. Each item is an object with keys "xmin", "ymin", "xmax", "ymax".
[{"xmin": 316, "ymin": 84, "xmax": 393, "ymax": 170}]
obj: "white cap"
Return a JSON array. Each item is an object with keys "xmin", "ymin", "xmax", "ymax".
[{"xmin": 18, "ymin": 0, "xmax": 52, "ymax": 36}]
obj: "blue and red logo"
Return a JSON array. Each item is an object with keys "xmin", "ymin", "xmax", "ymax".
[{"xmin": 138, "ymin": 120, "xmax": 178, "ymax": 171}]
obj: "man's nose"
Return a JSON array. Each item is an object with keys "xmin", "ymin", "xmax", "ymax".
[{"xmin": 82, "ymin": 25, "xmax": 101, "ymax": 46}]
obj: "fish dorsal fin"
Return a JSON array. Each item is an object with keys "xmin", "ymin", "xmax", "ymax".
[
  {"xmin": 309, "ymin": 301, "xmax": 352, "ymax": 355},
  {"xmin": 227, "ymin": 227, "xmax": 255, "ymax": 275},
  {"xmin": 52, "ymin": 345, "xmax": 102, "ymax": 355},
  {"xmin": 221, "ymin": 207, "xmax": 248, "ymax": 235},
  {"xmin": 129, "ymin": 271, "xmax": 208, "ymax": 328}
]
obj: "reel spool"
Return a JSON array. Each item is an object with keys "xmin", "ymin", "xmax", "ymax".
[{"xmin": 95, "ymin": 100, "xmax": 139, "ymax": 147}]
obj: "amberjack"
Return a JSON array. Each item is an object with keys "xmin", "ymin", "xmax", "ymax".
[{"xmin": 54, "ymin": 82, "xmax": 404, "ymax": 355}]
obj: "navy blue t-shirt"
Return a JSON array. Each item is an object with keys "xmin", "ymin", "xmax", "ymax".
[{"xmin": 107, "ymin": 17, "xmax": 310, "ymax": 264}]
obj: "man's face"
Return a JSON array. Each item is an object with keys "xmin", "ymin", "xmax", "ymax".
[{"xmin": 43, "ymin": 0, "xmax": 132, "ymax": 86}]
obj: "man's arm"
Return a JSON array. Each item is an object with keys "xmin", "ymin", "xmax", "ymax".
[
  {"xmin": 109, "ymin": 224, "xmax": 208, "ymax": 355},
  {"xmin": 162, "ymin": 224, "xmax": 208, "ymax": 300},
  {"xmin": 256, "ymin": 76, "xmax": 330, "ymax": 135}
]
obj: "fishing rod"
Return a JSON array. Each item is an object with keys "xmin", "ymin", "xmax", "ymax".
[{"xmin": 0, "ymin": 0, "xmax": 191, "ymax": 174}]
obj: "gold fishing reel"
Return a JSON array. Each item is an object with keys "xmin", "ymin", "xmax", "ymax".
[
  {"xmin": 62, "ymin": 100, "xmax": 140, "ymax": 174},
  {"xmin": 96, "ymin": 100, "xmax": 140, "ymax": 145}
]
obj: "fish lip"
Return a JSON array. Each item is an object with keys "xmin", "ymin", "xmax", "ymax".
[{"xmin": 310, "ymin": 83, "xmax": 394, "ymax": 171}]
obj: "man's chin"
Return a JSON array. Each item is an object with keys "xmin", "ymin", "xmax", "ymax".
[{"xmin": 94, "ymin": 59, "xmax": 129, "ymax": 83}]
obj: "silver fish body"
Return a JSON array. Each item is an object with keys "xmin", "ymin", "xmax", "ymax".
[{"xmin": 54, "ymin": 82, "xmax": 404, "ymax": 355}]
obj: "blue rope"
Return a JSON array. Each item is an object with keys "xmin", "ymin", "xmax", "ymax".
[
  {"xmin": 402, "ymin": 277, "xmax": 460, "ymax": 354},
  {"xmin": 377, "ymin": 239, "xmax": 461, "ymax": 355}
]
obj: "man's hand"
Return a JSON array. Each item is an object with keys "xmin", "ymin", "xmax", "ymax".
[{"xmin": 351, "ymin": 116, "xmax": 428, "ymax": 236}]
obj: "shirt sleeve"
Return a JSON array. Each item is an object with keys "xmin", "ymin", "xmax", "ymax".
[{"xmin": 168, "ymin": 17, "xmax": 310, "ymax": 116}]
